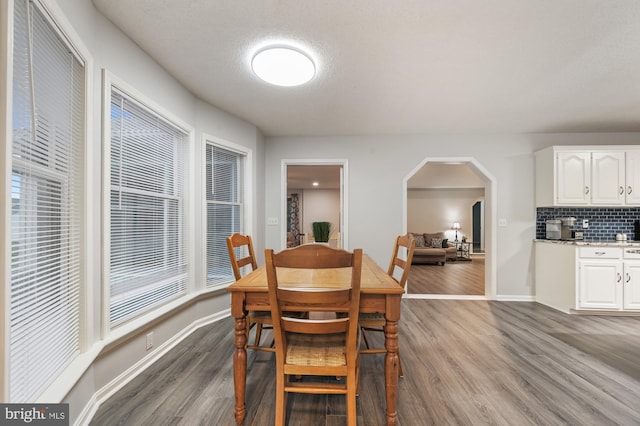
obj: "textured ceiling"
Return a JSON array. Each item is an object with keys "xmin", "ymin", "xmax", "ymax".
[{"xmin": 93, "ymin": 0, "xmax": 640, "ymax": 137}]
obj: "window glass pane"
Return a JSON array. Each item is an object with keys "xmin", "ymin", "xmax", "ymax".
[
  {"xmin": 10, "ymin": 0, "xmax": 84, "ymax": 402},
  {"xmin": 109, "ymin": 91, "xmax": 187, "ymax": 325},
  {"xmin": 206, "ymin": 144, "xmax": 244, "ymax": 286}
]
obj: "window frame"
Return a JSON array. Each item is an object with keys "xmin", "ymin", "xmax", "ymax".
[
  {"xmin": 101, "ymin": 70, "xmax": 194, "ymax": 334},
  {"xmin": 202, "ymin": 134, "xmax": 253, "ymax": 290},
  {"xmin": 4, "ymin": 0, "xmax": 93, "ymax": 402}
]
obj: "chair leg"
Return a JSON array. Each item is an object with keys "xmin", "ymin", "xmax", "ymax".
[
  {"xmin": 346, "ymin": 371, "xmax": 357, "ymax": 426},
  {"xmin": 275, "ymin": 372, "xmax": 286, "ymax": 426},
  {"xmin": 254, "ymin": 323, "xmax": 263, "ymax": 347},
  {"xmin": 356, "ymin": 356, "xmax": 361, "ymax": 396},
  {"xmin": 246, "ymin": 321, "xmax": 255, "ymax": 347}
]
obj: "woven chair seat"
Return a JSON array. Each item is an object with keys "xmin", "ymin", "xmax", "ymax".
[
  {"xmin": 286, "ymin": 333, "xmax": 348, "ymax": 367},
  {"xmin": 286, "ymin": 330, "xmax": 361, "ymax": 367}
]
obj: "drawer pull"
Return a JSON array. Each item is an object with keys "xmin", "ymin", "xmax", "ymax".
[{"xmin": 595, "ymin": 251, "xmax": 606, "ymax": 256}]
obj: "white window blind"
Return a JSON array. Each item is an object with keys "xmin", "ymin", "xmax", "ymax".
[
  {"xmin": 109, "ymin": 90, "xmax": 187, "ymax": 325},
  {"xmin": 206, "ymin": 144, "xmax": 244, "ymax": 286},
  {"xmin": 10, "ymin": 0, "xmax": 84, "ymax": 402}
]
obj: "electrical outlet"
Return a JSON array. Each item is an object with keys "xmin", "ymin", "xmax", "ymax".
[
  {"xmin": 582, "ymin": 219, "xmax": 589, "ymax": 229},
  {"xmin": 146, "ymin": 332, "xmax": 153, "ymax": 350},
  {"xmin": 498, "ymin": 218, "xmax": 507, "ymax": 227}
]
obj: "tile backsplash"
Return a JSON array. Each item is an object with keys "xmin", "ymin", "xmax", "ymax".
[{"xmin": 536, "ymin": 207, "xmax": 640, "ymax": 241}]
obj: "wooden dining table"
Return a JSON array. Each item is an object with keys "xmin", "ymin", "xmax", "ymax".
[{"xmin": 226, "ymin": 253, "xmax": 404, "ymax": 426}]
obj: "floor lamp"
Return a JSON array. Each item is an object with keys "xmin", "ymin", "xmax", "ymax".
[{"xmin": 451, "ymin": 222, "xmax": 461, "ymax": 242}]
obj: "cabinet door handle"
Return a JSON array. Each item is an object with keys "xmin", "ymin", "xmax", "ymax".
[
  {"xmin": 629, "ymin": 186, "xmax": 633, "ymax": 195},
  {"xmin": 585, "ymin": 186, "xmax": 590, "ymax": 195},
  {"xmin": 626, "ymin": 273, "xmax": 631, "ymax": 283},
  {"xmin": 619, "ymin": 186, "xmax": 624, "ymax": 195},
  {"xmin": 595, "ymin": 251, "xmax": 606, "ymax": 256},
  {"xmin": 617, "ymin": 273, "xmax": 622, "ymax": 283}
]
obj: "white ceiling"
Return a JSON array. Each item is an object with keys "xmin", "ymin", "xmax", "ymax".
[{"xmin": 93, "ymin": 0, "xmax": 640, "ymax": 138}]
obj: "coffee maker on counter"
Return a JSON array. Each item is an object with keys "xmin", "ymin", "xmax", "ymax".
[
  {"xmin": 559, "ymin": 217, "xmax": 578, "ymax": 240},
  {"xmin": 546, "ymin": 217, "xmax": 583, "ymax": 240}
]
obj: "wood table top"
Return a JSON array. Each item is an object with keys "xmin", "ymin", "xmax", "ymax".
[{"xmin": 227, "ymin": 254, "xmax": 403, "ymax": 294}]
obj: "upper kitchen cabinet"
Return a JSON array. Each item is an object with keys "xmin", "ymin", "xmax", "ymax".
[
  {"xmin": 626, "ymin": 151, "xmax": 640, "ymax": 205},
  {"xmin": 535, "ymin": 146, "xmax": 640, "ymax": 207},
  {"xmin": 591, "ymin": 151, "xmax": 625, "ymax": 205},
  {"xmin": 556, "ymin": 151, "xmax": 591, "ymax": 205}
]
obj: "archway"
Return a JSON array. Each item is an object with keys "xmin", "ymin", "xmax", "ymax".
[{"xmin": 402, "ymin": 157, "xmax": 496, "ymax": 299}]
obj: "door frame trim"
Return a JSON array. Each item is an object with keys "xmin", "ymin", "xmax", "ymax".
[{"xmin": 280, "ymin": 159, "xmax": 348, "ymax": 250}]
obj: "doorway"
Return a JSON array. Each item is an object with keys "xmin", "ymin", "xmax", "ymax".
[
  {"xmin": 281, "ymin": 160, "xmax": 347, "ymax": 250},
  {"xmin": 403, "ymin": 158, "xmax": 495, "ymax": 299},
  {"xmin": 472, "ymin": 200, "xmax": 484, "ymax": 253}
]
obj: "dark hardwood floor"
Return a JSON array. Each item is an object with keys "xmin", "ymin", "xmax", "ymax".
[
  {"xmin": 408, "ymin": 256, "xmax": 484, "ymax": 295},
  {"xmin": 90, "ymin": 300, "xmax": 640, "ymax": 425}
]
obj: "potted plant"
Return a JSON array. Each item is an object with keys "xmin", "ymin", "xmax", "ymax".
[{"xmin": 312, "ymin": 221, "xmax": 331, "ymax": 243}]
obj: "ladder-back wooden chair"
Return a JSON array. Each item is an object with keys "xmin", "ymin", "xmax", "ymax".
[
  {"xmin": 359, "ymin": 233, "xmax": 415, "ymax": 376},
  {"xmin": 265, "ymin": 244, "xmax": 363, "ymax": 426},
  {"xmin": 226, "ymin": 233, "xmax": 274, "ymax": 352}
]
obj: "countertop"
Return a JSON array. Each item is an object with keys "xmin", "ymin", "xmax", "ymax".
[{"xmin": 535, "ymin": 239, "xmax": 640, "ymax": 247}]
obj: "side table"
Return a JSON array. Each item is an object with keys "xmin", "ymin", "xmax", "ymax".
[{"xmin": 455, "ymin": 241, "xmax": 472, "ymax": 261}]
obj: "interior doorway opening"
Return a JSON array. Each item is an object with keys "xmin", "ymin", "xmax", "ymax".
[
  {"xmin": 281, "ymin": 160, "xmax": 348, "ymax": 250},
  {"xmin": 403, "ymin": 157, "xmax": 496, "ymax": 300}
]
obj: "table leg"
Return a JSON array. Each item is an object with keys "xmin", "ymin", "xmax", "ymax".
[
  {"xmin": 384, "ymin": 319, "xmax": 399, "ymax": 426},
  {"xmin": 233, "ymin": 314, "xmax": 248, "ymax": 424}
]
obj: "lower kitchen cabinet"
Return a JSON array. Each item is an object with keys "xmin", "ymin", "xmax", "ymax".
[
  {"xmin": 623, "ymin": 261, "xmax": 640, "ymax": 310},
  {"xmin": 535, "ymin": 241, "xmax": 640, "ymax": 313},
  {"xmin": 578, "ymin": 260, "xmax": 622, "ymax": 309}
]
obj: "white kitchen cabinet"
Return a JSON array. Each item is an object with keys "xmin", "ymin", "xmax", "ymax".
[
  {"xmin": 625, "ymin": 151, "xmax": 640, "ymax": 205},
  {"xmin": 623, "ymin": 262, "xmax": 640, "ymax": 310},
  {"xmin": 578, "ymin": 261, "xmax": 622, "ymax": 309},
  {"xmin": 535, "ymin": 242, "xmax": 640, "ymax": 313},
  {"xmin": 591, "ymin": 151, "xmax": 625, "ymax": 205},
  {"xmin": 578, "ymin": 247, "xmax": 622, "ymax": 309},
  {"xmin": 556, "ymin": 151, "xmax": 591, "ymax": 205},
  {"xmin": 536, "ymin": 146, "xmax": 640, "ymax": 207},
  {"xmin": 622, "ymin": 249, "xmax": 640, "ymax": 310}
]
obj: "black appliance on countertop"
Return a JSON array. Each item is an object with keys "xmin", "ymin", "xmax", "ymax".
[{"xmin": 635, "ymin": 220, "xmax": 640, "ymax": 241}]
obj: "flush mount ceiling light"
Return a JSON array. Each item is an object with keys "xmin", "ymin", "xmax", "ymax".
[{"xmin": 251, "ymin": 46, "xmax": 315, "ymax": 86}]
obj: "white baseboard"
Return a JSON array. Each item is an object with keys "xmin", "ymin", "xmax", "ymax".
[
  {"xmin": 494, "ymin": 295, "xmax": 536, "ymax": 302},
  {"xmin": 402, "ymin": 294, "xmax": 536, "ymax": 302},
  {"xmin": 403, "ymin": 294, "xmax": 488, "ymax": 300}
]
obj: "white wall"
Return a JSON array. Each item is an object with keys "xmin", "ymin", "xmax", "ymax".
[
  {"xmin": 264, "ymin": 133, "xmax": 640, "ymax": 301},
  {"xmin": 407, "ymin": 188, "xmax": 484, "ymax": 242},
  {"xmin": 287, "ymin": 188, "xmax": 340, "ymax": 240},
  {"xmin": 302, "ymin": 189, "xmax": 340, "ymax": 236}
]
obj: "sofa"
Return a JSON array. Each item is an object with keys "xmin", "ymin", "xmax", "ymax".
[{"xmin": 410, "ymin": 232, "xmax": 457, "ymax": 265}]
